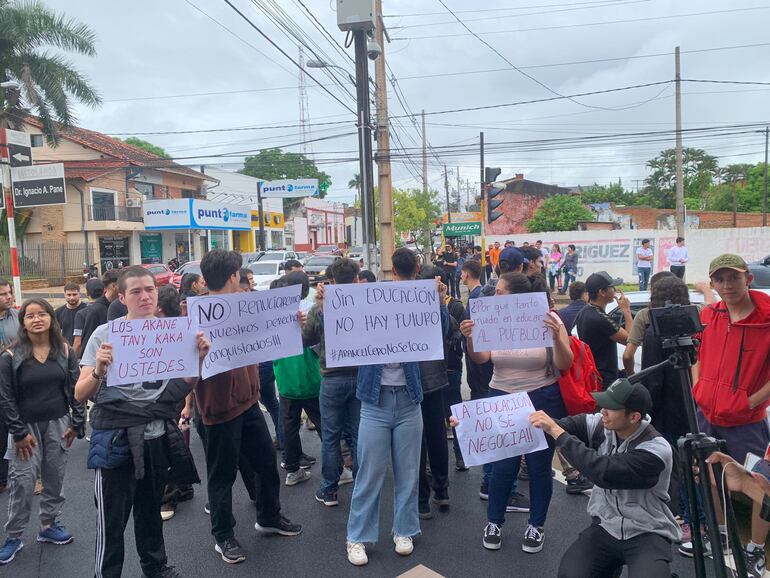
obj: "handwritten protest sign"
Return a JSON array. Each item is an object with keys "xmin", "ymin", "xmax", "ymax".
[
  {"xmin": 324, "ymin": 279, "xmax": 444, "ymax": 368},
  {"xmin": 106, "ymin": 317, "xmax": 200, "ymax": 386},
  {"xmin": 451, "ymin": 392, "xmax": 547, "ymax": 467},
  {"xmin": 189, "ymin": 285, "xmax": 303, "ymax": 379},
  {"xmin": 469, "ymin": 293, "xmax": 552, "ymax": 352}
]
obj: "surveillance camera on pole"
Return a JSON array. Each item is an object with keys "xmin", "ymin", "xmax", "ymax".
[{"xmin": 366, "ymin": 37, "xmax": 382, "ymax": 60}]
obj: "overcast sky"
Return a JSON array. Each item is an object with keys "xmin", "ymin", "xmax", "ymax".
[{"xmin": 47, "ymin": 0, "xmax": 770, "ymax": 206}]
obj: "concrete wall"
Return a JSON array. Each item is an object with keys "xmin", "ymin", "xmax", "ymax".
[{"xmin": 485, "ymin": 226, "xmax": 770, "ymax": 283}]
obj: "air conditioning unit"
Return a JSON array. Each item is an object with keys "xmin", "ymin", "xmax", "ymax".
[{"xmin": 126, "ymin": 198, "xmax": 142, "ymax": 208}]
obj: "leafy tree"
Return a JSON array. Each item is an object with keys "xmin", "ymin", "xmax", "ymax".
[
  {"xmin": 241, "ymin": 148, "xmax": 330, "ymax": 213},
  {"xmin": 347, "ymin": 173, "xmax": 360, "ymax": 193},
  {"xmin": 122, "ymin": 137, "xmax": 169, "ymax": 158},
  {"xmin": 527, "ymin": 195, "xmax": 593, "ymax": 233},
  {"xmin": 576, "ymin": 181, "xmax": 640, "ymax": 205},
  {"xmin": 642, "ymin": 148, "xmax": 719, "ymax": 209},
  {"xmin": 393, "ymin": 188, "xmax": 441, "ymax": 250},
  {"xmin": 0, "ymin": 0, "xmax": 101, "ymax": 144}
]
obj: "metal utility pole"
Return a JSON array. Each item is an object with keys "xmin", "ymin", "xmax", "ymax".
[
  {"xmin": 298, "ymin": 46, "xmax": 312, "ymax": 155},
  {"xmin": 374, "ymin": 0, "xmax": 393, "ymax": 279},
  {"xmin": 444, "ymin": 165, "xmax": 451, "ymax": 222},
  {"xmin": 764, "ymin": 126, "xmax": 769, "ymax": 227},
  {"xmin": 353, "ymin": 31, "xmax": 376, "ymax": 272},
  {"xmin": 457, "ymin": 166, "xmax": 461, "ymax": 211},
  {"xmin": 256, "ymin": 181, "xmax": 266, "ymax": 250},
  {"xmin": 675, "ymin": 46, "xmax": 685, "ymax": 237},
  {"xmin": 479, "ymin": 131, "xmax": 486, "ymax": 274},
  {"xmin": 422, "ymin": 109, "xmax": 428, "ymax": 193}
]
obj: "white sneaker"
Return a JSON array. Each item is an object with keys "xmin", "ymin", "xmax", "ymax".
[
  {"xmin": 285, "ymin": 469, "xmax": 311, "ymax": 486},
  {"xmin": 339, "ymin": 467, "xmax": 354, "ymax": 486},
  {"xmin": 394, "ymin": 535, "xmax": 414, "ymax": 556},
  {"xmin": 347, "ymin": 541, "xmax": 368, "ymax": 566}
]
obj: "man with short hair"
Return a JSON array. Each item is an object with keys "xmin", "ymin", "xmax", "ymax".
[
  {"xmin": 576, "ymin": 272, "xmax": 632, "ymax": 389},
  {"xmin": 687, "ymin": 254, "xmax": 770, "ymax": 576},
  {"xmin": 75, "ymin": 266, "xmax": 209, "ymax": 578},
  {"xmin": 460, "ymin": 260, "xmax": 482, "ymax": 300},
  {"xmin": 358, "ymin": 270, "xmax": 376, "ymax": 283},
  {"xmin": 303, "ymin": 258, "xmax": 361, "ymax": 507},
  {"xmin": 667, "ymin": 237, "xmax": 688, "ymax": 279},
  {"xmin": 0, "ymin": 278, "xmax": 18, "ymax": 494},
  {"xmin": 238, "ymin": 268, "xmax": 254, "ymax": 291},
  {"xmin": 529, "ymin": 380, "xmax": 679, "ymax": 578},
  {"xmin": 55, "ymin": 283, "xmax": 87, "ymax": 346},
  {"xmin": 557, "ymin": 281, "xmax": 588, "ymax": 334},
  {"xmin": 488, "ymin": 242, "xmax": 501, "ymax": 274},
  {"xmin": 481, "ymin": 247, "xmax": 527, "ymax": 296},
  {"xmin": 75, "ymin": 270, "xmax": 120, "ymax": 358},
  {"xmin": 195, "ymin": 250, "xmax": 301, "ymax": 564},
  {"xmin": 636, "ymin": 239, "xmax": 653, "ymax": 291},
  {"xmin": 521, "ymin": 247, "xmax": 544, "ymax": 278},
  {"xmin": 283, "ymin": 259, "xmax": 303, "ymax": 273},
  {"xmin": 535, "ymin": 240, "xmax": 549, "ymax": 275}
]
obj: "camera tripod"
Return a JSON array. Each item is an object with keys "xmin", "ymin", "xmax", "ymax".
[{"xmin": 629, "ymin": 335, "xmax": 746, "ymax": 578}]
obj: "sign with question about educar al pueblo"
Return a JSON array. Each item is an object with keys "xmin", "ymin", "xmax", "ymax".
[
  {"xmin": 469, "ymin": 293, "xmax": 552, "ymax": 352},
  {"xmin": 189, "ymin": 285, "xmax": 304, "ymax": 379},
  {"xmin": 323, "ymin": 280, "xmax": 444, "ymax": 368}
]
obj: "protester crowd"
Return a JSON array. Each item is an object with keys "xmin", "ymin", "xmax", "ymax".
[{"xmin": 0, "ymin": 236, "xmax": 767, "ymax": 578}]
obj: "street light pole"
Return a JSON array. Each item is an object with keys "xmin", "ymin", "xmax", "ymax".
[
  {"xmin": 764, "ymin": 126, "xmax": 769, "ymax": 227},
  {"xmin": 674, "ymin": 46, "xmax": 685, "ymax": 237}
]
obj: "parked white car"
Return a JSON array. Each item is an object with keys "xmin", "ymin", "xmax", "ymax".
[
  {"xmin": 257, "ymin": 250, "xmax": 299, "ymax": 264},
  {"xmin": 248, "ymin": 261, "xmax": 284, "ymax": 290}
]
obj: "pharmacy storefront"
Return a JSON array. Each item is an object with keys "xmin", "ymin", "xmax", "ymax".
[{"xmin": 143, "ymin": 199, "xmax": 250, "ymax": 263}]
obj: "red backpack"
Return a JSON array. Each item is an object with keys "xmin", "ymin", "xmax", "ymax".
[{"xmin": 558, "ymin": 336, "xmax": 602, "ymax": 415}]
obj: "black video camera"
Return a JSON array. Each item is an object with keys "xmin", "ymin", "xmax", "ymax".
[{"xmin": 649, "ymin": 303, "xmax": 704, "ymax": 339}]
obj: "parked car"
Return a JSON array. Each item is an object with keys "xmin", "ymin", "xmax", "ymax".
[
  {"xmin": 171, "ymin": 260, "xmax": 202, "ymax": 289},
  {"xmin": 304, "ymin": 255, "xmax": 341, "ymax": 285},
  {"xmin": 256, "ymin": 250, "xmax": 299, "ymax": 263},
  {"xmin": 749, "ymin": 254, "xmax": 770, "ymax": 288},
  {"xmin": 248, "ymin": 261, "xmax": 284, "ymax": 290},
  {"xmin": 347, "ymin": 246, "xmax": 364, "ymax": 260},
  {"xmin": 142, "ymin": 263, "xmax": 173, "ymax": 287},
  {"xmin": 295, "ymin": 251, "xmax": 310, "ymax": 265},
  {"xmin": 313, "ymin": 244, "xmax": 342, "ymax": 256},
  {"xmin": 242, "ymin": 251, "xmax": 265, "ymax": 264}
]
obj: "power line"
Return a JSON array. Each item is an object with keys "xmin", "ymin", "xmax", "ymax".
[
  {"xmin": 393, "ymin": 6, "xmax": 770, "ymax": 41},
  {"xmin": 384, "ymin": 0, "xmax": 647, "ymax": 18}
]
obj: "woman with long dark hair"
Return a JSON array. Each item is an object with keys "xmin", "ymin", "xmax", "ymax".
[
  {"xmin": 459, "ymin": 273, "xmax": 573, "ymax": 555},
  {"xmin": 0, "ymin": 299, "xmax": 84, "ymax": 565}
]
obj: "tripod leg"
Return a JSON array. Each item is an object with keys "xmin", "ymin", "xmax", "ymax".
[
  {"xmin": 681, "ymin": 440, "xmax": 708, "ymax": 578},
  {"xmin": 713, "ymin": 461, "xmax": 748, "ymax": 577},
  {"xmin": 696, "ymin": 452, "xmax": 738, "ymax": 578}
]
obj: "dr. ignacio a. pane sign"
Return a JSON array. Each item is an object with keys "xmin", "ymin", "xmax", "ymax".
[
  {"xmin": 10, "ymin": 163, "xmax": 66, "ymax": 207},
  {"xmin": 323, "ymin": 279, "xmax": 444, "ymax": 368}
]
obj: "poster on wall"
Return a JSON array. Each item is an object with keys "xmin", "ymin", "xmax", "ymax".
[
  {"xmin": 99, "ymin": 236, "xmax": 130, "ymax": 271},
  {"xmin": 140, "ymin": 234, "xmax": 164, "ymax": 264}
]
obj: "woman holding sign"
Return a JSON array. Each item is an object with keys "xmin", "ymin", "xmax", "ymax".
[
  {"xmin": 0, "ymin": 298, "xmax": 85, "ymax": 565},
  {"xmin": 459, "ymin": 272, "xmax": 573, "ymax": 556}
]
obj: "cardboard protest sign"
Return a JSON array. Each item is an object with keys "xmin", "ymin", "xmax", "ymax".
[
  {"xmin": 106, "ymin": 317, "xmax": 200, "ymax": 386},
  {"xmin": 189, "ymin": 285, "xmax": 303, "ymax": 379},
  {"xmin": 324, "ymin": 279, "xmax": 444, "ymax": 368},
  {"xmin": 451, "ymin": 392, "xmax": 548, "ymax": 467},
  {"xmin": 469, "ymin": 293, "xmax": 552, "ymax": 352}
]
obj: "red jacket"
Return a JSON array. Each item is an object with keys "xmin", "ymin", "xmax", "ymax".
[{"xmin": 694, "ymin": 290, "xmax": 770, "ymax": 427}]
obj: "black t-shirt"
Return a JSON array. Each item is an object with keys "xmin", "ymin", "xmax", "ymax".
[
  {"xmin": 78, "ymin": 297, "xmax": 110, "ymax": 357},
  {"xmin": 55, "ymin": 303, "xmax": 88, "ymax": 345},
  {"xmin": 576, "ymin": 303, "xmax": 620, "ymax": 388},
  {"xmin": 17, "ymin": 356, "xmax": 68, "ymax": 424},
  {"xmin": 441, "ymin": 251, "xmax": 457, "ymax": 269},
  {"xmin": 107, "ymin": 299, "xmax": 128, "ymax": 321}
]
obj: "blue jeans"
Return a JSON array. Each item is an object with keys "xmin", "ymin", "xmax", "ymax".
[
  {"xmin": 487, "ymin": 383, "xmax": 567, "ymax": 528},
  {"xmin": 638, "ymin": 267, "xmax": 651, "ymax": 291},
  {"xmin": 319, "ymin": 375, "xmax": 361, "ymax": 493},
  {"xmin": 347, "ymin": 386, "xmax": 423, "ymax": 543},
  {"xmin": 561, "ymin": 270, "xmax": 576, "ymax": 294}
]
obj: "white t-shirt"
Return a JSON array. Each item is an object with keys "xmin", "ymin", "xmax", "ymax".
[
  {"xmin": 636, "ymin": 247, "xmax": 653, "ymax": 269},
  {"xmin": 381, "ymin": 363, "xmax": 407, "ymax": 386}
]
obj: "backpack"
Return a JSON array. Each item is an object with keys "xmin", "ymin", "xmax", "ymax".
[{"xmin": 558, "ymin": 336, "xmax": 602, "ymax": 415}]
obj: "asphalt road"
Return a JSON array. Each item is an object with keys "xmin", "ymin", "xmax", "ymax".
[{"xmin": 0, "ymin": 416, "xmax": 706, "ymax": 578}]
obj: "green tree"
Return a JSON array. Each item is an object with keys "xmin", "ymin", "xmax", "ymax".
[
  {"xmin": 122, "ymin": 137, "xmax": 169, "ymax": 158},
  {"xmin": 527, "ymin": 195, "xmax": 593, "ymax": 232},
  {"xmin": 576, "ymin": 181, "xmax": 640, "ymax": 205},
  {"xmin": 642, "ymin": 148, "xmax": 719, "ymax": 209},
  {"xmin": 0, "ymin": 0, "xmax": 101, "ymax": 144},
  {"xmin": 347, "ymin": 173, "xmax": 360, "ymax": 193},
  {"xmin": 241, "ymin": 148, "xmax": 330, "ymax": 214},
  {"xmin": 393, "ymin": 188, "xmax": 441, "ymax": 250}
]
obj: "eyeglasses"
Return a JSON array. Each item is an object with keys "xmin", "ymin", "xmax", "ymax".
[{"xmin": 23, "ymin": 311, "xmax": 50, "ymax": 321}]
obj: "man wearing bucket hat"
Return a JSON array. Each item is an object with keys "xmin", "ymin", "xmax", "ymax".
[
  {"xmin": 529, "ymin": 379, "xmax": 680, "ymax": 578},
  {"xmin": 685, "ymin": 254, "xmax": 770, "ymax": 576}
]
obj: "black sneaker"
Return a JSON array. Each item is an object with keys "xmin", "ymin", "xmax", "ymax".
[
  {"xmin": 479, "ymin": 481, "xmax": 489, "ymax": 501},
  {"xmin": 419, "ymin": 502, "xmax": 432, "ymax": 520},
  {"xmin": 483, "ymin": 522, "xmax": 502, "ymax": 550},
  {"xmin": 505, "ymin": 492, "xmax": 530, "ymax": 513},
  {"xmin": 215, "ymin": 538, "xmax": 246, "ymax": 564},
  {"xmin": 254, "ymin": 516, "xmax": 302, "ymax": 536},
  {"xmin": 455, "ymin": 456, "xmax": 469, "ymax": 472},
  {"xmin": 432, "ymin": 490, "xmax": 450, "ymax": 510},
  {"xmin": 299, "ymin": 454, "xmax": 316, "ymax": 469},
  {"xmin": 522, "ymin": 525, "xmax": 544, "ymax": 554},
  {"xmin": 566, "ymin": 475, "xmax": 593, "ymax": 495},
  {"xmin": 744, "ymin": 545, "xmax": 767, "ymax": 578},
  {"xmin": 315, "ymin": 488, "xmax": 338, "ymax": 507},
  {"xmin": 144, "ymin": 565, "xmax": 182, "ymax": 578}
]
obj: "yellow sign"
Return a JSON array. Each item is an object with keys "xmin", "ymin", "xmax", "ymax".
[
  {"xmin": 442, "ymin": 211, "xmax": 482, "ymax": 224},
  {"xmin": 250, "ymin": 210, "xmax": 284, "ymax": 229}
]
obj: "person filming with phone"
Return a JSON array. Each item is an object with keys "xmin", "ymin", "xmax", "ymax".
[{"xmin": 576, "ymin": 272, "xmax": 632, "ymax": 389}]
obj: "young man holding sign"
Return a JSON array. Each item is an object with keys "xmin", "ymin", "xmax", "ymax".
[
  {"xmin": 460, "ymin": 272, "xmax": 573, "ymax": 555},
  {"xmin": 528, "ymin": 380, "xmax": 679, "ymax": 578},
  {"xmin": 75, "ymin": 266, "xmax": 210, "ymax": 578}
]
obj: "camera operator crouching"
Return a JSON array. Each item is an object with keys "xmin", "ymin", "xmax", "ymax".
[{"xmin": 530, "ymin": 380, "xmax": 680, "ymax": 578}]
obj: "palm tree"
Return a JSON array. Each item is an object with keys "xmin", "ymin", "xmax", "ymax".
[
  {"xmin": 0, "ymin": 0, "xmax": 101, "ymax": 144},
  {"xmin": 348, "ymin": 173, "xmax": 360, "ymax": 192}
]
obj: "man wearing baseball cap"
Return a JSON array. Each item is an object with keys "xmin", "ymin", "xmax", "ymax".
[
  {"xmin": 576, "ymin": 271, "xmax": 633, "ymax": 389},
  {"xmin": 684, "ymin": 253, "xmax": 770, "ymax": 575},
  {"xmin": 530, "ymin": 379, "xmax": 679, "ymax": 577},
  {"xmin": 481, "ymin": 247, "xmax": 527, "ymax": 296}
]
